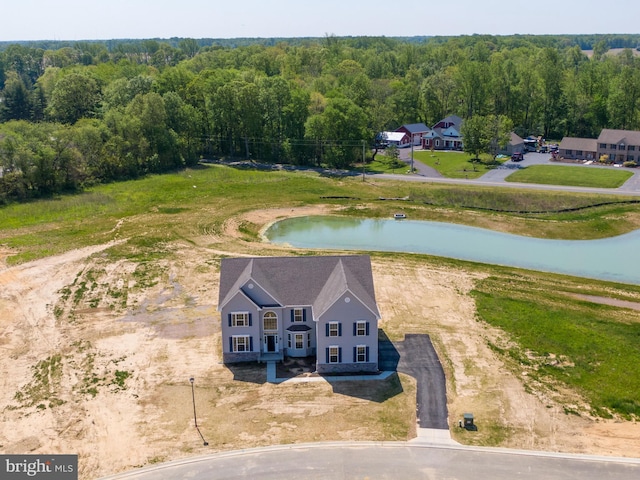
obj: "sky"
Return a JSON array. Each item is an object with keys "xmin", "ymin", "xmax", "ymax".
[{"xmin": 2, "ymin": 0, "xmax": 640, "ymax": 42}]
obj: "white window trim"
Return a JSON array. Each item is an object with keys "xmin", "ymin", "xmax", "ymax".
[
  {"xmin": 356, "ymin": 345, "xmax": 367, "ymax": 363},
  {"xmin": 356, "ymin": 321, "xmax": 367, "ymax": 336},
  {"xmin": 293, "ymin": 308, "xmax": 304, "ymax": 322},
  {"xmin": 232, "ymin": 312, "xmax": 249, "ymax": 327},
  {"xmin": 263, "ymin": 311, "xmax": 278, "ymax": 331},
  {"xmin": 232, "ymin": 335, "xmax": 250, "ymax": 352},
  {"xmin": 329, "ymin": 346, "xmax": 340, "ymax": 363},
  {"xmin": 295, "ymin": 333, "xmax": 304, "ymax": 349},
  {"xmin": 329, "ymin": 322, "xmax": 339, "ymax": 337}
]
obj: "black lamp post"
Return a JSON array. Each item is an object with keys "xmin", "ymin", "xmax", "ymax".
[{"xmin": 189, "ymin": 377, "xmax": 208, "ymax": 446}]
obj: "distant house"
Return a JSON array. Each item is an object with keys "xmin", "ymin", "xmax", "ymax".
[
  {"xmin": 379, "ymin": 131, "xmax": 411, "ymax": 148},
  {"xmin": 597, "ymin": 129, "xmax": 640, "ymax": 164},
  {"xmin": 501, "ymin": 132, "xmax": 525, "ymax": 156},
  {"xmin": 395, "ymin": 123, "xmax": 431, "ymax": 146},
  {"xmin": 423, "ymin": 115, "xmax": 464, "ymax": 151},
  {"xmin": 218, "ymin": 255, "xmax": 380, "ymax": 374},
  {"xmin": 558, "ymin": 137, "xmax": 597, "ymax": 161},
  {"xmin": 556, "ymin": 129, "xmax": 640, "ymax": 164}
]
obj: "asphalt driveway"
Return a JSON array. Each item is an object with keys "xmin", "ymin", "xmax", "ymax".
[{"xmin": 379, "ymin": 333, "xmax": 449, "ymax": 429}]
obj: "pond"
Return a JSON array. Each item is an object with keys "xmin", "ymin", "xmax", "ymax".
[{"xmin": 265, "ymin": 216, "xmax": 640, "ymax": 285}]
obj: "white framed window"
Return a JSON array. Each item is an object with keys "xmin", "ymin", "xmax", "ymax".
[
  {"xmin": 355, "ymin": 345, "xmax": 368, "ymax": 363},
  {"xmin": 293, "ymin": 308, "xmax": 304, "ymax": 322},
  {"xmin": 232, "ymin": 336, "xmax": 251, "ymax": 352},
  {"xmin": 355, "ymin": 321, "xmax": 368, "ymax": 336},
  {"xmin": 328, "ymin": 322, "xmax": 340, "ymax": 337},
  {"xmin": 230, "ymin": 312, "xmax": 249, "ymax": 327},
  {"xmin": 263, "ymin": 311, "xmax": 277, "ymax": 331},
  {"xmin": 328, "ymin": 346, "xmax": 340, "ymax": 363},
  {"xmin": 287, "ymin": 333, "xmax": 291, "ymax": 348},
  {"xmin": 307, "ymin": 333, "xmax": 311, "ymax": 348},
  {"xmin": 295, "ymin": 334, "xmax": 304, "ymax": 349}
]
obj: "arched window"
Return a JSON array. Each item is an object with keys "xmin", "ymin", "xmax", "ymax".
[{"xmin": 263, "ymin": 311, "xmax": 277, "ymax": 331}]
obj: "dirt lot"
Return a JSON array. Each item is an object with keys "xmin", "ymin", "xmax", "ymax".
[{"xmin": 1, "ymin": 206, "xmax": 639, "ymax": 478}]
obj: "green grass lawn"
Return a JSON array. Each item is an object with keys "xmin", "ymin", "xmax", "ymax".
[
  {"xmin": 412, "ymin": 150, "xmax": 505, "ymax": 178},
  {"xmin": 472, "ymin": 272, "xmax": 640, "ymax": 419},
  {"xmin": 506, "ymin": 165, "xmax": 634, "ymax": 188}
]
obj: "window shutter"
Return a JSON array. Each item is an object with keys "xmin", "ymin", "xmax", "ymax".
[
  {"xmin": 325, "ymin": 323, "xmax": 330, "ymax": 336},
  {"xmin": 366, "ymin": 322, "xmax": 370, "ymax": 336},
  {"xmin": 303, "ymin": 309, "xmax": 307, "ymax": 322},
  {"xmin": 325, "ymin": 347, "xmax": 330, "ymax": 363},
  {"xmin": 338, "ymin": 323, "xmax": 342, "ymax": 336},
  {"xmin": 290, "ymin": 310, "xmax": 294, "ymax": 323},
  {"xmin": 353, "ymin": 323, "xmax": 357, "ymax": 336},
  {"xmin": 228, "ymin": 314, "xmax": 232, "ymax": 327},
  {"xmin": 338, "ymin": 348, "xmax": 342, "ymax": 363},
  {"xmin": 353, "ymin": 347, "xmax": 357, "ymax": 362},
  {"xmin": 249, "ymin": 337, "xmax": 254, "ymax": 352},
  {"xmin": 229, "ymin": 337, "xmax": 233, "ymax": 352},
  {"xmin": 248, "ymin": 313, "xmax": 252, "ymax": 326},
  {"xmin": 366, "ymin": 346, "xmax": 370, "ymax": 362}
]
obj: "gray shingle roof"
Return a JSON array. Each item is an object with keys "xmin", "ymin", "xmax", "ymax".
[
  {"xmin": 598, "ymin": 129, "xmax": 640, "ymax": 146},
  {"xmin": 218, "ymin": 255, "xmax": 380, "ymax": 318},
  {"xmin": 559, "ymin": 137, "xmax": 598, "ymax": 151},
  {"xmin": 397, "ymin": 123, "xmax": 430, "ymax": 134}
]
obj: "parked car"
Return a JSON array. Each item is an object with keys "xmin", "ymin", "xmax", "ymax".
[{"xmin": 511, "ymin": 152, "xmax": 524, "ymax": 162}]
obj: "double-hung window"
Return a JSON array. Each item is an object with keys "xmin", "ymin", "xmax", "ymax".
[
  {"xmin": 231, "ymin": 336, "xmax": 252, "ymax": 352},
  {"xmin": 354, "ymin": 321, "xmax": 369, "ymax": 336},
  {"xmin": 355, "ymin": 345, "xmax": 369, "ymax": 363},
  {"xmin": 230, "ymin": 312, "xmax": 250, "ymax": 327},
  {"xmin": 328, "ymin": 346, "xmax": 341, "ymax": 363},
  {"xmin": 295, "ymin": 334, "xmax": 304, "ymax": 349},
  {"xmin": 293, "ymin": 308, "xmax": 304, "ymax": 322},
  {"xmin": 327, "ymin": 322, "xmax": 341, "ymax": 337}
]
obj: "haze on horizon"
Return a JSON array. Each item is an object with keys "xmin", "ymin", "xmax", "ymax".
[{"xmin": 3, "ymin": 0, "xmax": 640, "ymax": 43}]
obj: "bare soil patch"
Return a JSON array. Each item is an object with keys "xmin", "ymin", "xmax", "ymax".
[{"xmin": 1, "ymin": 207, "xmax": 639, "ymax": 478}]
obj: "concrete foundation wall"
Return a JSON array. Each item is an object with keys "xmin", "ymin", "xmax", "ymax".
[
  {"xmin": 316, "ymin": 362, "xmax": 378, "ymax": 374},
  {"xmin": 223, "ymin": 352, "xmax": 260, "ymax": 363}
]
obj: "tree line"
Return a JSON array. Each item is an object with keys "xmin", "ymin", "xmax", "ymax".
[{"xmin": 1, "ymin": 34, "xmax": 640, "ymax": 203}]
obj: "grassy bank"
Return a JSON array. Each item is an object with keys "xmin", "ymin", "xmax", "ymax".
[
  {"xmin": 3, "ymin": 164, "xmax": 640, "ymax": 265},
  {"xmin": 506, "ymin": 164, "xmax": 633, "ymax": 188}
]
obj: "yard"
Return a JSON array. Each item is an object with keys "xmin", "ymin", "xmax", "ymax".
[
  {"xmin": 505, "ymin": 164, "xmax": 634, "ymax": 188},
  {"xmin": 412, "ymin": 150, "xmax": 504, "ymax": 178}
]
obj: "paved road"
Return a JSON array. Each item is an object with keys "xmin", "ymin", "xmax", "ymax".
[{"xmin": 102, "ymin": 442, "xmax": 640, "ymax": 479}]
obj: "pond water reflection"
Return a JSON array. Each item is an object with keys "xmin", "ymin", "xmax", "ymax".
[{"xmin": 265, "ymin": 216, "xmax": 640, "ymax": 285}]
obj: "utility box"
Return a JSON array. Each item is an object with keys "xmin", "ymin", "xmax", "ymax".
[{"xmin": 463, "ymin": 413, "xmax": 474, "ymax": 429}]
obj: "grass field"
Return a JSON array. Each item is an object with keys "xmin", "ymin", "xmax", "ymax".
[
  {"xmin": 2, "ymin": 164, "xmax": 640, "ymax": 421},
  {"xmin": 505, "ymin": 164, "xmax": 634, "ymax": 188},
  {"xmin": 412, "ymin": 150, "xmax": 503, "ymax": 178},
  {"xmin": 472, "ymin": 271, "xmax": 640, "ymax": 418}
]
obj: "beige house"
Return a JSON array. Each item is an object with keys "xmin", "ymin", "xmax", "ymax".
[
  {"xmin": 558, "ymin": 137, "xmax": 598, "ymax": 161},
  {"xmin": 597, "ymin": 129, "xmax": 640, "ymax": 164}
]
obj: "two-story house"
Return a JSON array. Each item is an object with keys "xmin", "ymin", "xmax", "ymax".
[{"xmin": 218, "ymin": 255, "xmax": 380, "ymax": 374}]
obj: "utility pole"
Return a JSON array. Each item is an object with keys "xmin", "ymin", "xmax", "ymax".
[
  {"xmin": 362, "ymin": 140, "xmax": 366, "ymax": 182},
  {"xmin": 410, "ymin": 142, "xmax": 414, "ymax": 173}
]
